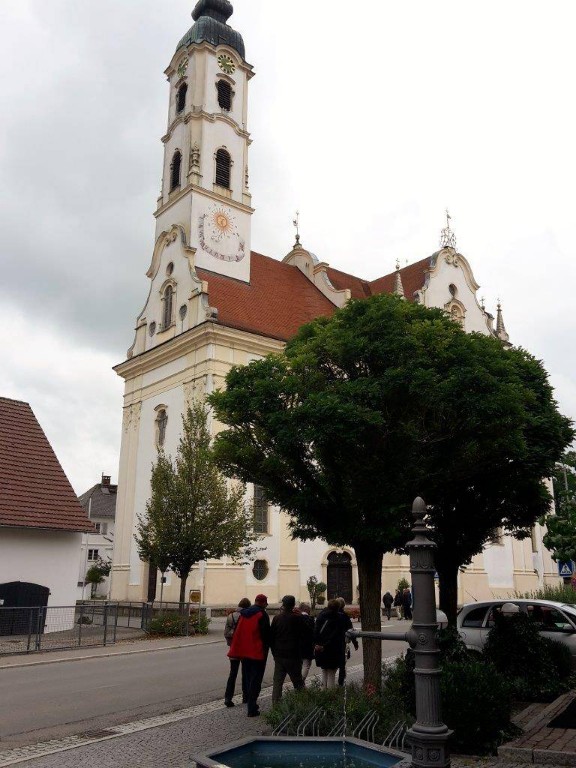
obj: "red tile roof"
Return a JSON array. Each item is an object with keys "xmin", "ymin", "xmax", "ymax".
[
  {"xmin": 197, "ymin": 252, "xmax": 338, "ymax": 342},
  {"xmin": 196, "ymin": 252, "xmax": 431, "ymax": 342},
  {"xmin": 0, "ymin": 398, "xmax": 94, "ymax": 532}
]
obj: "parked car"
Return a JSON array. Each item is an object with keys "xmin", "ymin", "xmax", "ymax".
[{"xmin": 457, "ymin": 599, "xmax": 576, "ymax": 666}]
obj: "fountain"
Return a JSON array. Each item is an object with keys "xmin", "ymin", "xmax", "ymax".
[{"xmin": 193, "ymin": 498, "xmax": 450, "ymax": 768}]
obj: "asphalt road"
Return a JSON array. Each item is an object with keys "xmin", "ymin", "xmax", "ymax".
[{"xmin": 0, "ymin": 622, "xmax": 408, "ymax": 749}]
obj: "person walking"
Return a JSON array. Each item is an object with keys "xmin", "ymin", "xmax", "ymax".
[
  {"xmin": 298, "ymin": 602, "xmax": 315, "ymax": 681},
  {"xmin": 335, "ymin": 597, "xmax": 358, "ymax": 686},
  {"xmin": 382, "ymin": 591, "xmax": 393, "ymax": 621},
  {"xmin": 314, "ymin": 598, "xmax": 347, "ymax": 688},
  {"xmin": 223, "ymin": 597, "xmax": 251, "ymax": 707},
  {"xmin": 270, "ymin": 595, "xmax": 308, "ymax": 704},
  {"xmin": 402, "ymin": 587, "xmax": 413, "ymax": 621},
  {"xmin": 228, "ymin": 593, "xmax": 270, "ymax": 717},
  {"xmin": 393, "ymin": 589, "xmax": 403, "ymax": 620}
]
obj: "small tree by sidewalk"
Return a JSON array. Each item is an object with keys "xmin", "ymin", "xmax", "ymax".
[
  {"xmin": 84, "ymin": 557, "xmax": 111, "ymax": 598},
  {"xmin": 135, "ymin": 401, "xmax": 260, "ymax": 606},
  {"xmin": 306, "ymin": 576, "xmax": 327, "ymax": 613}
]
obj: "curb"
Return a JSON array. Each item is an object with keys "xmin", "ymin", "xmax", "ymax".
[{"xmin": 0, "ymin": 637, "xmax": 223, "ymax": 670}]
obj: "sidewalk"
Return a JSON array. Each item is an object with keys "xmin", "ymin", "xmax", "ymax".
[{"xmin": 0, "ymin": 620, "xmax": 226, "ymax": 669}]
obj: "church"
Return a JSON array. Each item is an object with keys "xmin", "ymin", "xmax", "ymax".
[{"xmin": 111, "ymin": 0, "xmax": 556, "ymax": 606}]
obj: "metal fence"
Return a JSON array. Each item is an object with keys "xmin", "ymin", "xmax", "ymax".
[
  {"xmin": 0, "ymin": 603, "xmax": 120, "ymax": 655},
  {"xmin": 0, "ymin": 601, "xmax": 208, "ymax": 655}
]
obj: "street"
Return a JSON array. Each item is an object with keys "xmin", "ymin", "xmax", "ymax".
[{"xmin": 0, "ymin": 624, "xmax": 408, "ymax": 749}]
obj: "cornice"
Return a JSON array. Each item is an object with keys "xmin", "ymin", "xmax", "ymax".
[
  {"xmin": 165, "ymin": 41, "xmax": 255, "ymax": 80},
  {"xmin": 162, "ymin": 110, "xmax": 250, "ymax": 144},
  {"xmin": 114, "ymin": 322, "xmax": 283, "ymax": 380},
  {"xmin": 155, "ymin": 183, "xmax": 254, "ymax": 219}
]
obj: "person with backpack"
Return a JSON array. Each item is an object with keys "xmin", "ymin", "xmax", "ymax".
[
  {"xmin": 228, "ymin": 594, "xmax": 271, "ymax": 717},
  {"xmin": 224, "ymin": 597, "xmax": 251, "ymax": 707}
]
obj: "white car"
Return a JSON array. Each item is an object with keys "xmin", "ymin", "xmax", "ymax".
[{"xmin": 457, "ymin": 599, "xmax": 576, "ymax": 667}]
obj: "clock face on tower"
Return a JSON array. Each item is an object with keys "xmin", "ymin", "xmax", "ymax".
[
  {"xmin": 217, "ymin": 54, "xmax": 236, "ymax": 75},
  {"xmin": 198, "ymin": 206, "xmax": 245, "ymax": 262},
  {"xmin": 177, "ymin": 57, "xmax": 189, "ymax": 78}
]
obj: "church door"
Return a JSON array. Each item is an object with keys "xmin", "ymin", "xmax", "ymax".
[{"xmin": 326, "ymin": 552, "xmax": 353, "ymax": 604}]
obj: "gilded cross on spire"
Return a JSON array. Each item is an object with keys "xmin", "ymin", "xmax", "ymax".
[
  {"xmin": 293, "ymin": 210, "xmax": 301, "ymax": 246},
  {"xmin": 440, "ymin": 208, "xmax": 457, "ymax": 250}
]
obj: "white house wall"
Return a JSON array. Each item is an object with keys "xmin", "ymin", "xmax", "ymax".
[{"xmin": 0, "ymin": 528, "xmax": 83, "ymax": 629}]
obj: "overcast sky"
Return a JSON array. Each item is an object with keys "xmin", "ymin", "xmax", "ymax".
[{"xmin": 1, "ymin": 1, "xmax": 575, "ymax": 493}]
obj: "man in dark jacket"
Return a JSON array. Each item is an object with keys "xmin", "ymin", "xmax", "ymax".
[
  {"xmin": 228, "ymin": 593, "xmax": 271, "ymax": 717},
  {"xmin": 402, "ymin": 587, "xmax": 413, "ymax": 621},
  {"xmin": 382, "ymin": 591, "xmax": 394, "ymax": 621},
  {"xmin": 270, "ymin": 595, "xmax": 309, "ymax": 704}
]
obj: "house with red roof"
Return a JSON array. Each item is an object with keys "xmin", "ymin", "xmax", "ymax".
[
  {"xmin": 0, "ymin": 398, "xmax": 94, "ymax": 614},
  {"xmin": 111, "ymin": 1, "xmax": 553, "ymax": 606}
]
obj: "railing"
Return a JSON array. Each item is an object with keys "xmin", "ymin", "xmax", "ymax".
[
  {"xmin": 0, "ymin": 603, "xmax": 119, "ymax": 655},
  {"xmin": 0, "ymin": 600, "xmax": 211, "ymax": 655}
]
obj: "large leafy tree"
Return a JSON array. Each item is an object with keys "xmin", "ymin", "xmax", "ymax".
[
  {"xmin": 210, "ymin": 294, "xmax": 573, "ymax": 687},
  {"xmin": 542, "ymin": 451, "xmax": 576, "ymax": 564},
  {"xmin": 135, "ymin": 401, "xmax": 259, "ymax": 605}
]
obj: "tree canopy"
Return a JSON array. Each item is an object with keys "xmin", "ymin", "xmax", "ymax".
[
  {"xmin": 135, "ymin": 401, "xmax": 259, "ymax": 604},
  {"xmin": 210, "ymin": 293, "xmax": 573, "ymax": 685},
  {"xmin": 542, "ymin": 450, "xmax": 576, "ymax": 564}
]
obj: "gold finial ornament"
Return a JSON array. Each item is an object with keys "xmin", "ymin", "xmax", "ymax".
[{"xmin": 440, "ymin": 208, "xmax": 457, "ymax": 250}]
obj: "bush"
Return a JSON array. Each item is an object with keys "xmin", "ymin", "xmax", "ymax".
[
  {"xmin": 192, "ymin": 614, "xmax": 211, "ymax": 634},
  {"xmin": 483, "ymin": 612, "xmax": 573, "ymax": 701},
  {"xmin": 149, "ymin": 612, "xmax": 189, "ymax": 636},
  {"xmin": 265, "ymin": 682, "xmax": 407, "ymax": 742},
  {"xmin": 440, "ymin": 661, "xmax": 519, "ymax": 755},
  {"xmin": 381, "ymin": 628, "xmax": 519, "ymax": 756}
]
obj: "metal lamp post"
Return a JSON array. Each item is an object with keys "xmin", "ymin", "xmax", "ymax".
[{"xmin": 349, "ymin": 496, "xmax": 452, "ymax": 768}]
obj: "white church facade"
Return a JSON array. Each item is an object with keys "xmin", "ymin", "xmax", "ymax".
[{"xmin": 111, "ymin": 0, "xmax": 557, "ymax": 606}]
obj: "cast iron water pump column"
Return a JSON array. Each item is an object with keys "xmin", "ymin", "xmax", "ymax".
[{"xmin": 405, "ymin": 496, "xmax": 451, "ymax": 768}]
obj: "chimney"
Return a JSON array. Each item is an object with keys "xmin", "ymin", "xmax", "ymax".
[{"xmin": 101, "ymin": 474, "xmax": 111, "ymax": 487}]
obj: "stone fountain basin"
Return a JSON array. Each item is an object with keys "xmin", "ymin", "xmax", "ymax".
[{"xmin": 193, "ymin": 736, "xmax": 411, "ymax": 768}]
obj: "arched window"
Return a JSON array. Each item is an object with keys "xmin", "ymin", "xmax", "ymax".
[
  {"xmin": 215, "ymin": 148, "xmax": 231, "ymax": 189},
  {"xmin": 217, "ymin": 80, "xmax": 233, "ymax": 111},
  {"xmin": 156, "ymin": 408, "xmax": 168, "ymax": 448},
  {"xmin": 170, "ymin": 151, "xmax": 182, "ymax": 192},
  {"xmin": 162, "ymin": 285, "xmax": 174, "ymax": 329},
  {"xmin": 176, "ymin": 82, "xmax": 187, "ymax": 113},
  {"xmin": 253, "ymin": 485, "xmax": 268, "ymax": 534}
]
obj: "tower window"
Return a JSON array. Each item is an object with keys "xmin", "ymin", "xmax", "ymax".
[
  {"xmin": 170, "ymin": 151, "xmax": 182, "ymax": 192},
  {"xmin": 156, "ymin": 408, "xmax": 168, "ymax": 448},
  {"xmin": 162, "ymin": 285, "xmax": 174, "ymax": 329},
  {"xmin": 217, "ymin": 80, "xmax": 233, "ymax": 111},
  {"xmin": 215, "ymin": 148, "xmax": 231, "ymax": 188},
  {"xmin": 176, "ymin": 82, "xmax": 187, "ymax": 114}
]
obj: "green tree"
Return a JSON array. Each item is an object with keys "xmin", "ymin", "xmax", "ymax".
[
  {"xmin": 210, "ymin": 294, "xmax": 573, "ymax": 687},
  {"xmin": 541, "ymin": 451, "xmax": 576, "ymax": 564},
  {"xmin": 135, "ymin": 401, "xmax": 259, "ymax": 605},
  {"xmin": 85, "ymin": 557, "xmax": 111, "ymax": 598}
]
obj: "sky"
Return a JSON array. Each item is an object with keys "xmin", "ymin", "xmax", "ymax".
[{"xmin": 1, "ymin": 1, "xmax": 575, "ymax": 494}]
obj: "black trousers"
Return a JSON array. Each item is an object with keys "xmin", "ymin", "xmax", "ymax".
[
  {"xmin": 243, "ymin": 658, "xmax": 267, "ymax": 715},
  {"xmin": 272, "ymin": 657, "xmax": 304, "ymax": 703},
  {"xmin": 225, "ymin": 657, "xmax": 248, "ymax": 703}
]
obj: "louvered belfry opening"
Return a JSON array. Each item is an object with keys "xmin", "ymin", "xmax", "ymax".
[
  {"xmin": 170, "ymin": 151, "xmax": 182, "ymax": 191},
  {"xmin": 215, "ymin": 148, "xmax": 231, "ymax": 188},
  {"xmin": 176, "ymin": 82, "xmax": 188, "ymax": 113},
  {"xmin": 217, "ymin": 79, "xmax": 232, "ymax": 111}
]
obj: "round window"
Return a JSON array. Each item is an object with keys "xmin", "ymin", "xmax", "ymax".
[
  {"xmin": 252, "ymin": 560, "xmax": 268, "ymax": 581},
  {"xmin": 179, "ymin": 304, "xmax": 187, "ymax": 320},
  {"xmin": 149, "ymin": 322, "xmax": 157, "ymax": 337},
  {"xmin": 166, "ymin": 262, "xmax": 174, "ymax": 276}
]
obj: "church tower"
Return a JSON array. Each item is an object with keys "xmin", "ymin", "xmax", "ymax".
[
  {"xmin": 157, "ymin": 0, "xmax": 253, "ymax": 277},
  {"xmin": 127, "ymin": 1, "xmax": 254, "ymax": 360}
]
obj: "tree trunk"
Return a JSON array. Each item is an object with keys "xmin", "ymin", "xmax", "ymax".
[
  {"xmin": 355, "ymin": 545, "xmax": 384, "ymax": 692},
  {"xmin": 179, "ymin": 573, "xmax": 188, "ymax": 614},
  {"xmin": 437, "ymin": 560, "xmax": 459, "ymax": 625}
]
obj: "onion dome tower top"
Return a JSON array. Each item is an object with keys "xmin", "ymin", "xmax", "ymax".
[{"xmin": 176, "ymin": 0, "xmax": 245, "ymax": 59}]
